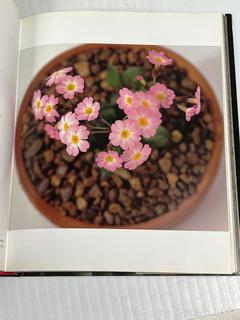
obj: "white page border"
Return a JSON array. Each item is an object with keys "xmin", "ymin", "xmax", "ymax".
[
  {"xmin": 21, "ymin": 12, "xmax": 223, "ymax": 49},
  {"xmin": 7, "ymin": 229, "xmax": 233, "ymax": 273}
]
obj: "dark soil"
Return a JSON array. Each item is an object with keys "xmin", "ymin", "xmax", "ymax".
[{"xmin": 19, "ymin": 45, "xmax": 215, "ymax": 226}]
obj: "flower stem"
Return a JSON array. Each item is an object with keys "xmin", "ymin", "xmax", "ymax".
[
  {"xmin": 100, "ymin": 114, "xmax": 111, "ymax": 127},
  {"xmin": 86, "ymin": 123, "xmax": 109, "ymax": 130},
  {"xmin": 91, "ymin": 130, "xmax": 110, "ymax": 135},
  {"xmin": 187, "ymin": 98, "xmax": 197, "ymax": 104},
  {"xmin": 176, "ymin": 104, "xmax": 187, "ymax": 113}
]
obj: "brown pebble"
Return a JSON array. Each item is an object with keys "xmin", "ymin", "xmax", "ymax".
[
  {"xmin": 37, "ymin": 178, "xmax": 49, "ymax": 194},
  {"xmin": 94, "ymin": 215, "xmax": 103, "ymax": 225},
  {"xmin": 114, "ymin": 215, "xmax": 121, "ymax": 226},
  {"xmin": 33, "ymin": 161, "xmax": 44, "ymax": 179},
  {"xmin": 76, "ymin": 197, "xmax": 87, "ymax": 210},
  {"xmin": 108, "ymin": 203, "xmax": 123, "ymax": 215},
  {"xmin": 91, "ymin": 65, "xmax": 100, "ymax": 74},
  {"xmin": 159, "ymin": 158, "xmax": 172, "ymax": 173},
  {"xmin": 74, "ymin": 60, "xmax": 90, "ymax": 77},
  {"xmin": 51, "ymin": 175, "xmax": 61, "ymax": 187},
  {"xmin": 136, "ymin": 191, "xmax": 144, "ymax": 198},
  {"xmin": 61, "ymin": 149, "xmax": 74, "ymax": 162},
  {"xmin": 150, "ymin": 150, "xmax": 158, "ymax": 160},
  {"xmin": 112, "ymin": 175, "xmax": 123, "ymax": 188},
  {"xmin": 104, "ymin": 211, "xmax": 114, "ymax": 225},
  {"xmin": 56, "ymin": 164, "xmax": 68, "ymax": 177},
  {"xmin": 100, "ymin": 80, "xmax": 114, "ymax": 92},
  {"xmin": 147, "ymin": 188, "xmax": 159, "ymax": 197},
  {"xmin": 108, "ymin": 189, "xmax": 117, "ymax": 202},
  {"xmin": 63, "ymin": 202, "xmax": 77, "ymax": 217},
  {"xmin": 181, "ymin": 78, "xmax": 196, "ymax": 90},
  {"xmin": 158, "ymin": 179, "xmax": 168, "ymax": 190},
  {"xmin": 88, "ymin": 184, "xmax": 102, "ymax": 198},
  {"xmin": 167, "ymin": 173, "xmax": 178, "ymax": 188},
  {"xmin": 91, "ymin": 167, "xmax": 99, "ymax": 180},
  {"xmin": 83, "ymin": 177, "xmax": 95, "ymax": 188},
  {"xmin": 205, "ymin": 139, "xmax": 213, "ymax": 150},
  {"xmin": 67, "ymin": 171, "xmax": 77, "ymax": 185},
  {"xmin": 129, "ymin": 177, "xmax": 142, "ymax": 191},
  {"xmin": 187, "ymin": 152, "xmax": 199, "ymax": 165},
  {"xmin": 203, "ymin": 113, "xmax": 212, "ymax": 123},
  {"xmin": 192, "ymin": 127, "xmax": 201, "ymax": 145},
  {"xmin": 75, "ymin": 183, "xmax": 84, "ymax": 197},
  {"xmin": 155, "ymin": 205, "xmax": 166, "ymax": 216},
  {"xmin": 115, "ymin": 168, "xmax": 130, "ymax": 180},
  {"xmin": 100, "ymin": 180, "xmax": 110, "ymax": 189},
  {"xmin": 24, "ymin": 139, "xmax": 43, "ymax": 158},
  {"xmin": 84, "ymin": 151, "xmax": 94, "ymax": 162},
  {"xmin": 179, "ymin": 143, "xmax": 187, "ymax": 153},
  {"xmin": 60, "ymin": 186, "xmax": 72, "ymax": 202},
  {"xmin": 180, "ymin": 174, "xmax": 189, "ymax": 184},
  {"xmin": 171, "ymin": 130, "xmax": 183, "ymax": 143}
]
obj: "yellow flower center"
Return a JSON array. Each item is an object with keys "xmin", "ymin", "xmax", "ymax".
[
  {"xmin": 45, "ymin": 104, "xmax": 52, "ymax": 113},
  {"xmin": 132, "ymin": 152, "xmax": 142, "ymax": 161},
  {"xmin": 105, "ymin": 155, "xmax": 114, "ymax": 163},
  {"xmin": 142, "ymin": 99, "xmax": 150, "ymax": 108},
  {"xmin": 125, "ymin": 96, "xmax": 132, "ymax": 105},
  {"xmin": 71, "ymin": 134, "xmax": 80, "ymax": 145},
  {"xmin": 85, "ymin": 106, "xmax": 93, "ymax": 115},
  {"xmin": 120, "ymin": 129, "xmax": 130, "ymax": 139},
  {"xmin": 67, "ymin": 83, "xmax": 76, "ymax": 91},
  {"xmin": 155, "ymin": 57, "xmax": 164, "ymax": 63},
  {"xmin": 36, "ymin": 100, "xmax": 41, "ymax": 110},
  {"xmin": 156, "ymin": 92, "xmax": 166, "ymax": 101},
  {"xmin": 138, "ymin": 117, "xmax": 149, "ymax": 127},
  {"xmin": 63, "ymin": 122, "xmax": 69, "ymax": 132}
]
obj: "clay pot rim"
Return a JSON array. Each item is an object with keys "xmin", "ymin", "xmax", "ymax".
[{"xmin": 15, "ymin": 44, "xmax": 223, "ymax": 229}]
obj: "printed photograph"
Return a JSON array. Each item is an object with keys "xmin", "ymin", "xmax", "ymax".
[{"xmin": 11, "ymin": 43, "xmax": 227, "ymax": 230}]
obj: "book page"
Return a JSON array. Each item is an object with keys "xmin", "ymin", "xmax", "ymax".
[
  {"xmin": 6, "ymin": 12, "xmax": 235, "ymax": 273},
  {"xmin": 0, "ymin": 0, "xmax": 20, "ymax": 270}
]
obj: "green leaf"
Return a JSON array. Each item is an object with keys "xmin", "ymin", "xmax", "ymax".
[
  {"xmin": 109, "ymin": 93, "xmax": 119, "ymax": 106},
  {"xmin": 121, "ymin": 67, "xmax": 143, "ymax": 90},
  {"xmin": 99, "ymin": 168, "xmax": 112, "ymax": 177},
  {"xmin": 101, "ymin": 107, "xmax": 117, "ymax": 122},
  {"xmin": 143, "ymin": 126, "xmax": 170, "ymax": 149},
  {"xmin": 101, "ymin": 94, "xmax": 118, "ymax": 110},
  {"xmin": 106, "ymin": 65, "xmax": 121, "ymax": 90}
]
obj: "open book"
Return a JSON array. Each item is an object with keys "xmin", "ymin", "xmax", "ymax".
[{"xmin": 0, "ymin": 0, "xmax": 239, "ymax": 273}]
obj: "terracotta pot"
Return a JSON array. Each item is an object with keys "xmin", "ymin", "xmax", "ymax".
[{"xmin": 15, "ymin": 44, "xmax": 223, "ymax": 229}]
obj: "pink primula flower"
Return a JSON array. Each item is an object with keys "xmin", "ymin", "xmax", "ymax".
[
  {"xmin": 147, "ymin": 50, "xmax": 172, "ymax": 67},
  {"xmin": 42, "ymin": 95, "xmax": 59, "ymax": 123},
  {"xmin": 185, "ymin": 86, "xmax": 201, "ymax": 121},
  {"xmin": 122, "ymin": 142, "xmax": 152, "ymax": 170},
  {"xmin": 44, "ymin": 124, "xmax": 59, "ymax": 140},
  {"xmin": 186, "ymin": 107, "xmax": 197, "ymax": 122},
  {"xmin": 128, "ymin": 108, "xmax": 162, "ymax": 138},
  {"xmin": 75, "ymin": 97, "xmax": 100, "ymax": 121},
  {"xmin": 58, "ymin": 112, "xmax": 79, "ymax": 142},
  {"xmin": 109, "ymin": 119, "xmax": 141, "ymax": 150},
  {"xmin": 46, "ymin": 67, "xmax": 73, "ymax": 86},
  {"xmin": 56, "ymin": 75, "xmax": 84, "ymax": 99},
  {"xmin": 195, "ymin": 86, "xmax": 201, "ymax": 114},
  {"xmin": 116, "ymin": 88, "xmax": 135, "ymax": 113},
  {"xmin": 133, "ymin": 91, "xmax": 159, "ymax": 111},
  {"xmin": 96, "ymin": 151, "xmax": 123, "ymax": 172},
  {"xmin": 149, "ymin": 83, "xmax": 175, "ymax": 109},
  {"xmin": 32, "ymin": 90, "xmax": 44, "ymax": 120},
  {"xmin": 63, "ymin": 125, "xmax": 90, "ymax": 156}
]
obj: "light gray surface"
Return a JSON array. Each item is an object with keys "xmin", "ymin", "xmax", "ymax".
[
  {"xmin": 5, "ymin": 0, "xmax": 240, "ymax": 320},
  {"xmin": 1, "ymin": 276, "xmax": 240, "ymax": 320}
]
